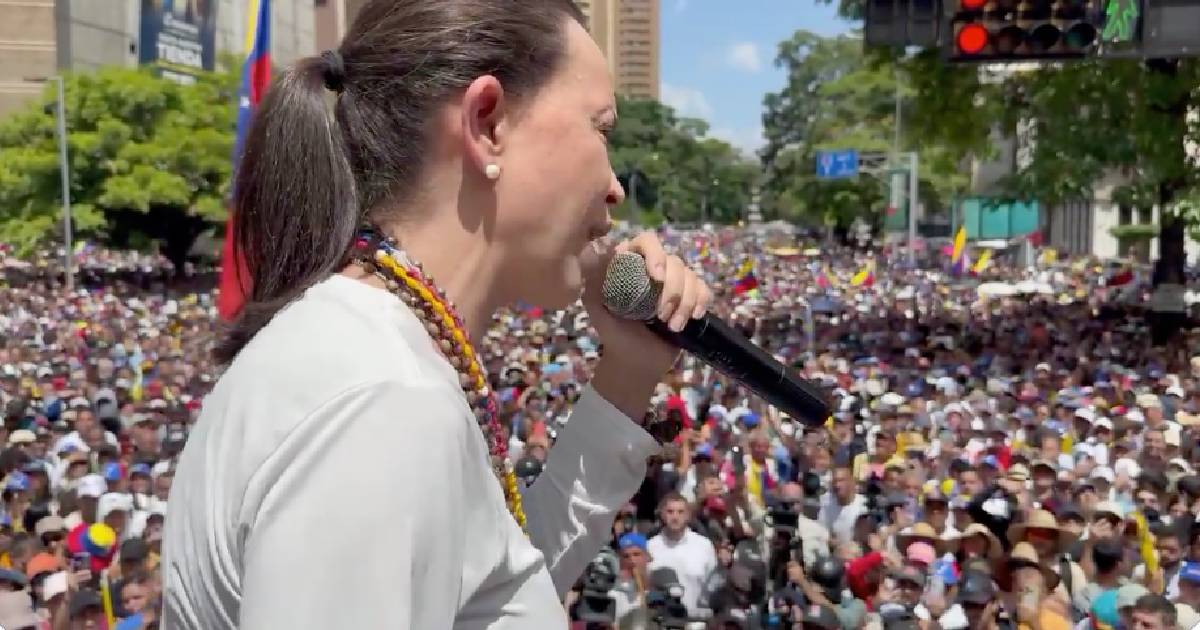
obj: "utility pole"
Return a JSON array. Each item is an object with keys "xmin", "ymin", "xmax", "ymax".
[
  {"xmin": 55, "ymin": 76, "xmax": 73, "ymax": 293},
  {"xmin": 894, "ymin": 68, "xmax": 902, "ymax": 154},
  {"xmin": 907, "ymin": 152, "xmax": 918, "ymax": 267},
  {"xmin": 892, "ymin": 68, "xmax": 918, "ymax": 266},
  {"xmin": 27, "ymin": 75, "xmax": 75, "ymax": 292}
]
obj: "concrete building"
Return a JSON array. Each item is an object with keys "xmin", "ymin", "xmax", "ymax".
[
  {"xmin": 312, "ymin": 0, "xmax": 659, "ymax": 100},
  {"xmin": 575, "ymin": 0, "xmax": 660, "ymax": 100},
  {"xmin": 314, "ymin": 0, "xmax": 367, "ymax": 52},
  {"xmin": 0, "ymin": 0, "xmax": 315, "ymax": 116}
]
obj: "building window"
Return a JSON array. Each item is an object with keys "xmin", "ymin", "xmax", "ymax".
[{"xmin": 1118, "ymin": 205, "xmax": 1132, "ymax": 225}]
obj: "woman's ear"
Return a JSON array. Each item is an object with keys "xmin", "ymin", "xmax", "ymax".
[{"xmin": 459, "ymin": 75, "xmax": 507, "ymax": 177}]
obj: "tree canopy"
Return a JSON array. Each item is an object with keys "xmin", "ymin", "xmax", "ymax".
[
  {"xmin": 0, "ymin": 65, "xmax": 238, "ymax": 266},
  {"xmin": 607, "ymin": 97, "xmax": 759, "ymax": 225},
  {"xmin": 759, "ymin": 33, "xmax": 976, "ymax": 230},
  {"xmin": 0, "ymin": 65, "xmax": 762, "ymax": 267}
]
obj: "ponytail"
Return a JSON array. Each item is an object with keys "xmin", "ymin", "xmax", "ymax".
[{"xmin": 215, "ymin": 56, "xmax": 358, "ymax": 364}]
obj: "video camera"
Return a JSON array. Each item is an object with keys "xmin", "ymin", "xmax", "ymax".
[
  {"xmin": 646, "ymin": 567, "xmax": 690, "ymax": 629},
  {"xmin": 767, "ymin": 500, "xmax": 800, "ymax": 535},
  {"xmin": 766, "ymin": 498, "xmax": 804, "ymax": 586},
  {"xmin": 801, "ymin": 471, "xmax": 822, "ymax": 520},
  {"xmin": 575, "ymin": 552, "xmax": 618, "ymax": 626},
  {"xmin": 862, "ymin": 474, "xmax": 889, "ymax": 526}
]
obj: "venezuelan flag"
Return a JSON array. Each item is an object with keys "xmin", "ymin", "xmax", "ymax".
[
  {"xmin": 850, "ymin": 262, "xmax": 875, "ymax": 287},
  {"xmin": 732, "ymin": 258, "xmax": 758, "ymax": 295},
  {"xmin": 950, "ymin": 226, "xmax": 968, "ymax": 275},
  {"xmin": 218, "ymin": 0, "xmax": 272, "ymax": 322}
]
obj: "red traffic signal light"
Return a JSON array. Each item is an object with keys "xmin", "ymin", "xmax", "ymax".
[
  {"xmin": 956, "ymin": 23, "xmax": 989, "ymax": 54},
  {"xmin": 946, "ymin": 0, "xmax": 1104, "ymax": 62}
]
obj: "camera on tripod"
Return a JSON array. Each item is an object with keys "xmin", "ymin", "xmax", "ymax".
[
  {"xmin": 575, "ymin": 552, "xmax": 618, "ymax": 625},
  {"xmin": 766, "ymin": 499, "xmax": 801, "ymax": 534},
  {"xmin": 646, "ymin": 567, "xmax": 689, "ymax": 629}
]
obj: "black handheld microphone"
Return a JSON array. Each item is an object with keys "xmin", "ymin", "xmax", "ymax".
[{"xmin": 601, "ymin": 251, "xmax": 832, "ymax": 427}]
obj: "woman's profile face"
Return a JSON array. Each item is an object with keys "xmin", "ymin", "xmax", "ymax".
[{"xmin": 486, "ymin": 20, "xmax": 624, "ymax": 308}]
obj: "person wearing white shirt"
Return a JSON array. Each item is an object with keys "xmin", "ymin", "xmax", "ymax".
[
  {"xmin": 819, "ymin": 465, "xmax": 869, "ymax": 545},
  {"xmin": 159, "ymin": 2, "xmax": 713, "ymax": 627},
  {"xmin": 647, "ymin": 494, "xmax": 718, "ymax": 618}
]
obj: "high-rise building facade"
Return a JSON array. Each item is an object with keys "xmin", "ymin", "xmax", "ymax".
[
  {"xmin": 575, "ymin": 0, "xmax": 659, "ymax": 100},
  {"xmin": 0, "ymin": 0, "xmax": 316, "ymax": 116},
  {"xmin": 311, "ymin": 0, "xmax": 659, "ymax": 101}
]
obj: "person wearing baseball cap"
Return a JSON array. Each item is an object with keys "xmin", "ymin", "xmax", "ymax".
[
  {"xmin": 612, "ymin": 533, "xmax": 652, "ymax": 623},
  {"xmin": 956, "ymin": 570, "xmax": 998, "ymax": 629},
  {"xmin": 1177, "ymin": 561, "xmax": 1200, "ymax": 610},
  {"xmin": 799, "ymin": 603, "xmax": 841, "ymax": 630}
]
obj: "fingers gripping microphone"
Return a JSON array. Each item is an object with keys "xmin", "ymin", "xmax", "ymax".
[{"xmin": 602, "ymin": 251, "xmax": 832, "ymax": 428}]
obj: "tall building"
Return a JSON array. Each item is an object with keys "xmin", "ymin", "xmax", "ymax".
[
  {"xmin": 0, "ymin": 0, "xmax": 316, "ymax": 116},
  {"xmin": 575, "ymin": 0, "xmax": 659, "ymax": 100},
  {"xmin": 314, "ymin": 0, "xmax": 368, "ymax": 51},
  {"xmin": 311, "ymin": 0, "xmax": 659, "ymax": 101}
]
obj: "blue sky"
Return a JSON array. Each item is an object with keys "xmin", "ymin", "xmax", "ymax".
[{"xmin": 660, "ymin": 0, "xmax": 855, "ymax": 154}]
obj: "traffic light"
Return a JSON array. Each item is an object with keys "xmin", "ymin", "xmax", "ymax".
[
  {"xmin": 865, "ymin": 0, "xmax": 942, "ymax": 48},
  {"xmin": 946, "ymin": 0, "xmax": 1106, "ymax": 62}
]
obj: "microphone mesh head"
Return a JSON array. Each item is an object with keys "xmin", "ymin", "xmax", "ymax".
[{"xmin": 602, "ymin": 251, "xmax": 661, "ymax": 321}]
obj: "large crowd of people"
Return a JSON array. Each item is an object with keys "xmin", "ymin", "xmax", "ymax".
[{"xmin": 0, "ymin": 227, "xmax": 1194, "ymax": 630}]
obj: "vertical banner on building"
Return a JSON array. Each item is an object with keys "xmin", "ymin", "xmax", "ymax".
[{"xmin": 138, "ymin": 0, "xmax": 218, "ymax": 84}]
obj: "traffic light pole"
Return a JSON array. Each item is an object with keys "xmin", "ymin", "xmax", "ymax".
[{"xmin": 887, "ymin": 152, "xmax": 919, "ymax": 266}]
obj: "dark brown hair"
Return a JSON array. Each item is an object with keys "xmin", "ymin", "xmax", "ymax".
[{"xmin": 216, "ymin": 0, "xmax": 586, "ymax": 364}]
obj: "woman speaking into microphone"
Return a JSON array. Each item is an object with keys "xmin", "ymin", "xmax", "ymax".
[{"xmin": 161, "ymin": 0, "xmax": 712, "ymax": 628}]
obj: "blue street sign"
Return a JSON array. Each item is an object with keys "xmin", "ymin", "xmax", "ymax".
[{"xmin": 815, "ymin": 150, "xmax": 859, "ymax": 179}]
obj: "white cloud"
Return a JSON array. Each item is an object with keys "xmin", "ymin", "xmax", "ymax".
[
  {"xmin": 660, "ymin": 83, "xmax": 714, "ymax": 119},
  {"xmin": 710, "ymin": 125, "xmax": 767, "ymax": 156},
  {"xmin": 726, "ymin": 42, "xmax": 763, "ymax": 74}
]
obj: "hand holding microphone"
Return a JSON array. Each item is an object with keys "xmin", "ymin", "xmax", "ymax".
[
  {"xmin": 579, "ymin": 233, "xmax": 713, "ymax": 419},
  {"xmin": 600, "ymin": 250, "xmax": 832, "ymax": 428},
  {"xmin": 579, "ymin": 232, "xmax": 831, "ymax": 428}
]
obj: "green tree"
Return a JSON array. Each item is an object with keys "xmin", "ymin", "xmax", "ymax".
[
  {"xmin": 760, "ymin": 33, "xmax": 973, "ymax": 231},
  {"xmin": 996, "ymin": 59, "xmax": 1200, "ymax": 286},
  {"xmin": 0, "ymin": 65, "xmax": 238, "ymax": 268},
  {"xmin": 608, "ymin": 96, "xmax": 758, "ymax": 225},
  {"xmin": 893, "ymin": 48, "xmax": 1200, "ymax": 303}
]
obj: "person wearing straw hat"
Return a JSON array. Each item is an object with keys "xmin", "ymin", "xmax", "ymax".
[
  {"xmin": 1007, "ymin": 509, "xmax": 1087, "ymax": 622},
  {"xmin": 1003, "ymin": 542, "xmax": 1072, "ymax": 630},
  {"xmin": 895, "ymin": 522, "xmax": 959, "ymax": 558},
  {"xmin": 956, "ymin": 523, "xmax": 1003, "ymax": 565}
]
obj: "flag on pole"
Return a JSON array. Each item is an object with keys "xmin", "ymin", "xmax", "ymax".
[
  {"xmin": 218, "ymin": 0, "xmax": 272, "ymax": 322},
  {"xmin": 850, "ymin": 262, "xmax": 875, "ymax": 287},
  {"xmin": 971, "ymin": 249, "xmax": 992, "ymax": 275},
  {"xmin": 732, "ymin": 258, "xmax": 758, "ymax": 295},
  {"xmin": 949, "ymin": 226, "xmax": 968, "ymax": 275}
]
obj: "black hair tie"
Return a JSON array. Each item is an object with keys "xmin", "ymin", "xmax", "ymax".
[{"xmin": 320, "ymin": 49, "xmax": 346, "ymax": 93}]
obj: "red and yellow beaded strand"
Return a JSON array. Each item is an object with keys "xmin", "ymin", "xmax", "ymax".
[{"xmin": 352, "ymin": 230, "xmax": 527, "ymax": 533}]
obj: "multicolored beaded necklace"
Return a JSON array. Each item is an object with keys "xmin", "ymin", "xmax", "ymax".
[{"xmin": 350, "ymin": 226, "xmax": 527, "ymax": 533}]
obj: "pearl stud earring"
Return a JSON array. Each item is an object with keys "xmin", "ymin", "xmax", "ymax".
[{"xmin": 485, "ymin": 163, "xmax": 501, "ymax": 180}]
